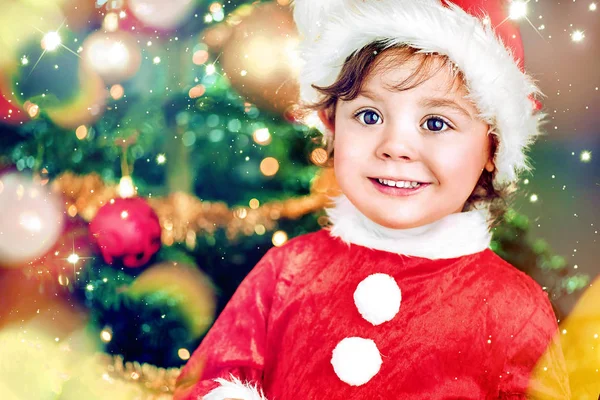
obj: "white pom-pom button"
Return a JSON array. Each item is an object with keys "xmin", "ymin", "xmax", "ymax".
[
  {"xmin": 331, "ymin": 337, "xmax": 382, "ymax": 386},
  {"xmin": 354, "ymin": 273, "xmax": 401, "ymax": 326}
]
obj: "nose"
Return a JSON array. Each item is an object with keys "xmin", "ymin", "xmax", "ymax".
[{"xmin": 375, "ymin": 123, "xmax": 419, "ymax": 161}]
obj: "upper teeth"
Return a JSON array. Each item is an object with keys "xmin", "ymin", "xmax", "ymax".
[{"xmin": 377, "ymin": 179, "xmax": 420, "ymax": 188}]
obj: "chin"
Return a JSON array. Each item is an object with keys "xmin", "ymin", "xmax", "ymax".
[{"xmin": 368, "ymin": 212, "xmax": 430, "ymax": 229}]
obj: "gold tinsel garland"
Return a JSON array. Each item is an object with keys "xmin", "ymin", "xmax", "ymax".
[
  {"xmin": 99, "ymin": 353, "xmax": 182, "ymax": 397},
  {"xmin": 51, "ymin": 169, "xmax": 340, "ymax": 246}
]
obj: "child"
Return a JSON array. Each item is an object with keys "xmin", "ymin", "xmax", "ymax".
[{"xmin": 173, "ymin": 0, "xmax": 571, "ymax": 398}]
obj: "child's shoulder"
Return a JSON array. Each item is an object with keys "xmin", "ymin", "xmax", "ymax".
[
  {"xmin": 473, "ymin": 249, "xmax": 552, "ymax": 317},
  {"xmin": 477, "ymin": 249, "xmax": 545, "ymax": 292},
  {"xmin": 268, "ymin": 228, "xmax": 334, "ymax": 257}
]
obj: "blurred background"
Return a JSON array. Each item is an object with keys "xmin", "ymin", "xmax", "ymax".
[{"xmin": 0, "ymin": 0, "xmax": 597, "ymax": 398}]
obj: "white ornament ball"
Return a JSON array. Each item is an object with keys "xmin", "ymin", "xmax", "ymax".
[
  {"xmin": 354, "ymin": 273, "xmax": 401, "ymax": 326},
  {"xmin": 0, "ymin": 173, "xmax": 64, "ymax": 267},
  {"xmin": 129, "ymin": 0, "xmax": 195, "ymax": 30},
  {"xmin": 82, "ymin": 30, "xmax": 141, "ymax": 85},
  {"xmin": 331, "ymin": 337, "xmax": 382, "ymax": 386}
]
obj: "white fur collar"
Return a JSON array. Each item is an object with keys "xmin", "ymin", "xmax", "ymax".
[{"xmin": 326, "ymin": 195, "xmax": 492, "ymax": 260}]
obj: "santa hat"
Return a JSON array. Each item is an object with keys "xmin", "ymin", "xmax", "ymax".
[{"xmin": 292, "ymin": 0, "xmax": 544, "ymax": 189}]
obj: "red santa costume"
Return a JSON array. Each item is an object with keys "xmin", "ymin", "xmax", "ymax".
[
  {"xmin": 174, "ymin": 195, "xmax": 570, "ymax": 399},
  {"xmin": 174, "ymin": 0, "xmax": 571, "ymax": 398}
]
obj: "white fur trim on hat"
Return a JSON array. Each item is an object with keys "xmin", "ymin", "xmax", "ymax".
[
  {"xmin": 354, "ymin": 273, "xmax": 402, "ymax": 326},
  {"xmin": 202, "ymin": 374, "xmax": 268, "ymax": 400},
  {"xmin": 326, "ymin": 194, "xmax": 492, "ymax": 259},
  {"xmin": 292, "ymin": 0, "xmax": 544, "ymax": 189},
  {"xmin": 331, "ymin": 337, "xmax": 383, "ymax": 386}
]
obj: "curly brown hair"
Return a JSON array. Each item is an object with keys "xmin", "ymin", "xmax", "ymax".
[{"xmin": 299, "ymin": 41, "xmax": 516, "ymax": 228}]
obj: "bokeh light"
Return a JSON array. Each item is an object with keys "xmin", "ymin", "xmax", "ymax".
[{"xmin": 260, "ymin": 157, "xmax": 279, "ymax": 176}]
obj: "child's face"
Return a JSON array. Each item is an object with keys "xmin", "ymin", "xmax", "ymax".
[{"xmin": 322, "ymin": 56, "xmax": 495, "ymax": 229}]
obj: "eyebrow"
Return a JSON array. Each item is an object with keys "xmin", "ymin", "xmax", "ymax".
[
  {"xmin": 356, "ymin": 90, "xmax": 473, "ymax": 119},
  {"xmin": 418, "ymin": 97, "xmax": 473, "ymax": 119},
  {"xmin": 356, "ymin": 89, "xmax": 381, "ymax": 101}
]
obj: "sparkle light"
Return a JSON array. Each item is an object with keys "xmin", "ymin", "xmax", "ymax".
[
  {"xmin": 21, "ymin": 56, "xmax": 29, "ymax": 65},
  {"xmin": 530, "ymin": 194, "xmax": 538, "ymax": 203},
  {"xmin": 509, "ymin": 1, "xmax": 527, "ymax": 20},
  {"xmin": 206, "ymin": 64, "xmax": 216, "ymax": 75},
  {"xmin": 590, "ymin": 3, "xmax": 597, "ymax": 11},
  {"xmin": 67, "ymin": 253, "xmax": 80, "ymax": 264},
  {"xmin": 571, "ymin": 30, "xmax": 585, "ymax": 42},
  {"xmin": 41, "ymin": 32, "xmax": 61, "ymax": 51},
  {"xmin": 153, "ymin": 56, "xmax": 161, "ymax": 64},
  {"xmin": 156, "ymin": 154, "xmax": 167, "ymax": 164},
  {"xmin": 580, "ymin": 150, "xmax": 592, "ymax": 162},
  {"xmin": 121, "ymin": 210, "xmax": 129, "ymax": 219}
]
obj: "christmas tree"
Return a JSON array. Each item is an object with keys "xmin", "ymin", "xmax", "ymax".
[{"xmin": 0, "ymin": 0, "xmax": 594, "ymax": 398}]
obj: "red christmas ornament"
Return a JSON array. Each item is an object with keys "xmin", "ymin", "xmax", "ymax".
[{"xmin": 89, "ymin": 197, "xmax": 161, "ymax": 268}]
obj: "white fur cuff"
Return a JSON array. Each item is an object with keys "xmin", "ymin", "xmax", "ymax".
[{"xmin": 202, "ymin": 374, "xmax": 268, "ymax": 400}]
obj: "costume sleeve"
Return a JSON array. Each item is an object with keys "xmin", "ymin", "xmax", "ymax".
[
  {"xmin": 173, "ymin": 247, "xmax": 282, "ymax": 400},
  {"xmin": 496, "ymin": 288, "xmax": 571, "ymax": 399}
]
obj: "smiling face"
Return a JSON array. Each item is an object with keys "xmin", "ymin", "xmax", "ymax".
[{"xmin": 320, "ymin": 50, "xmax": 495, "ymax": 229}]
